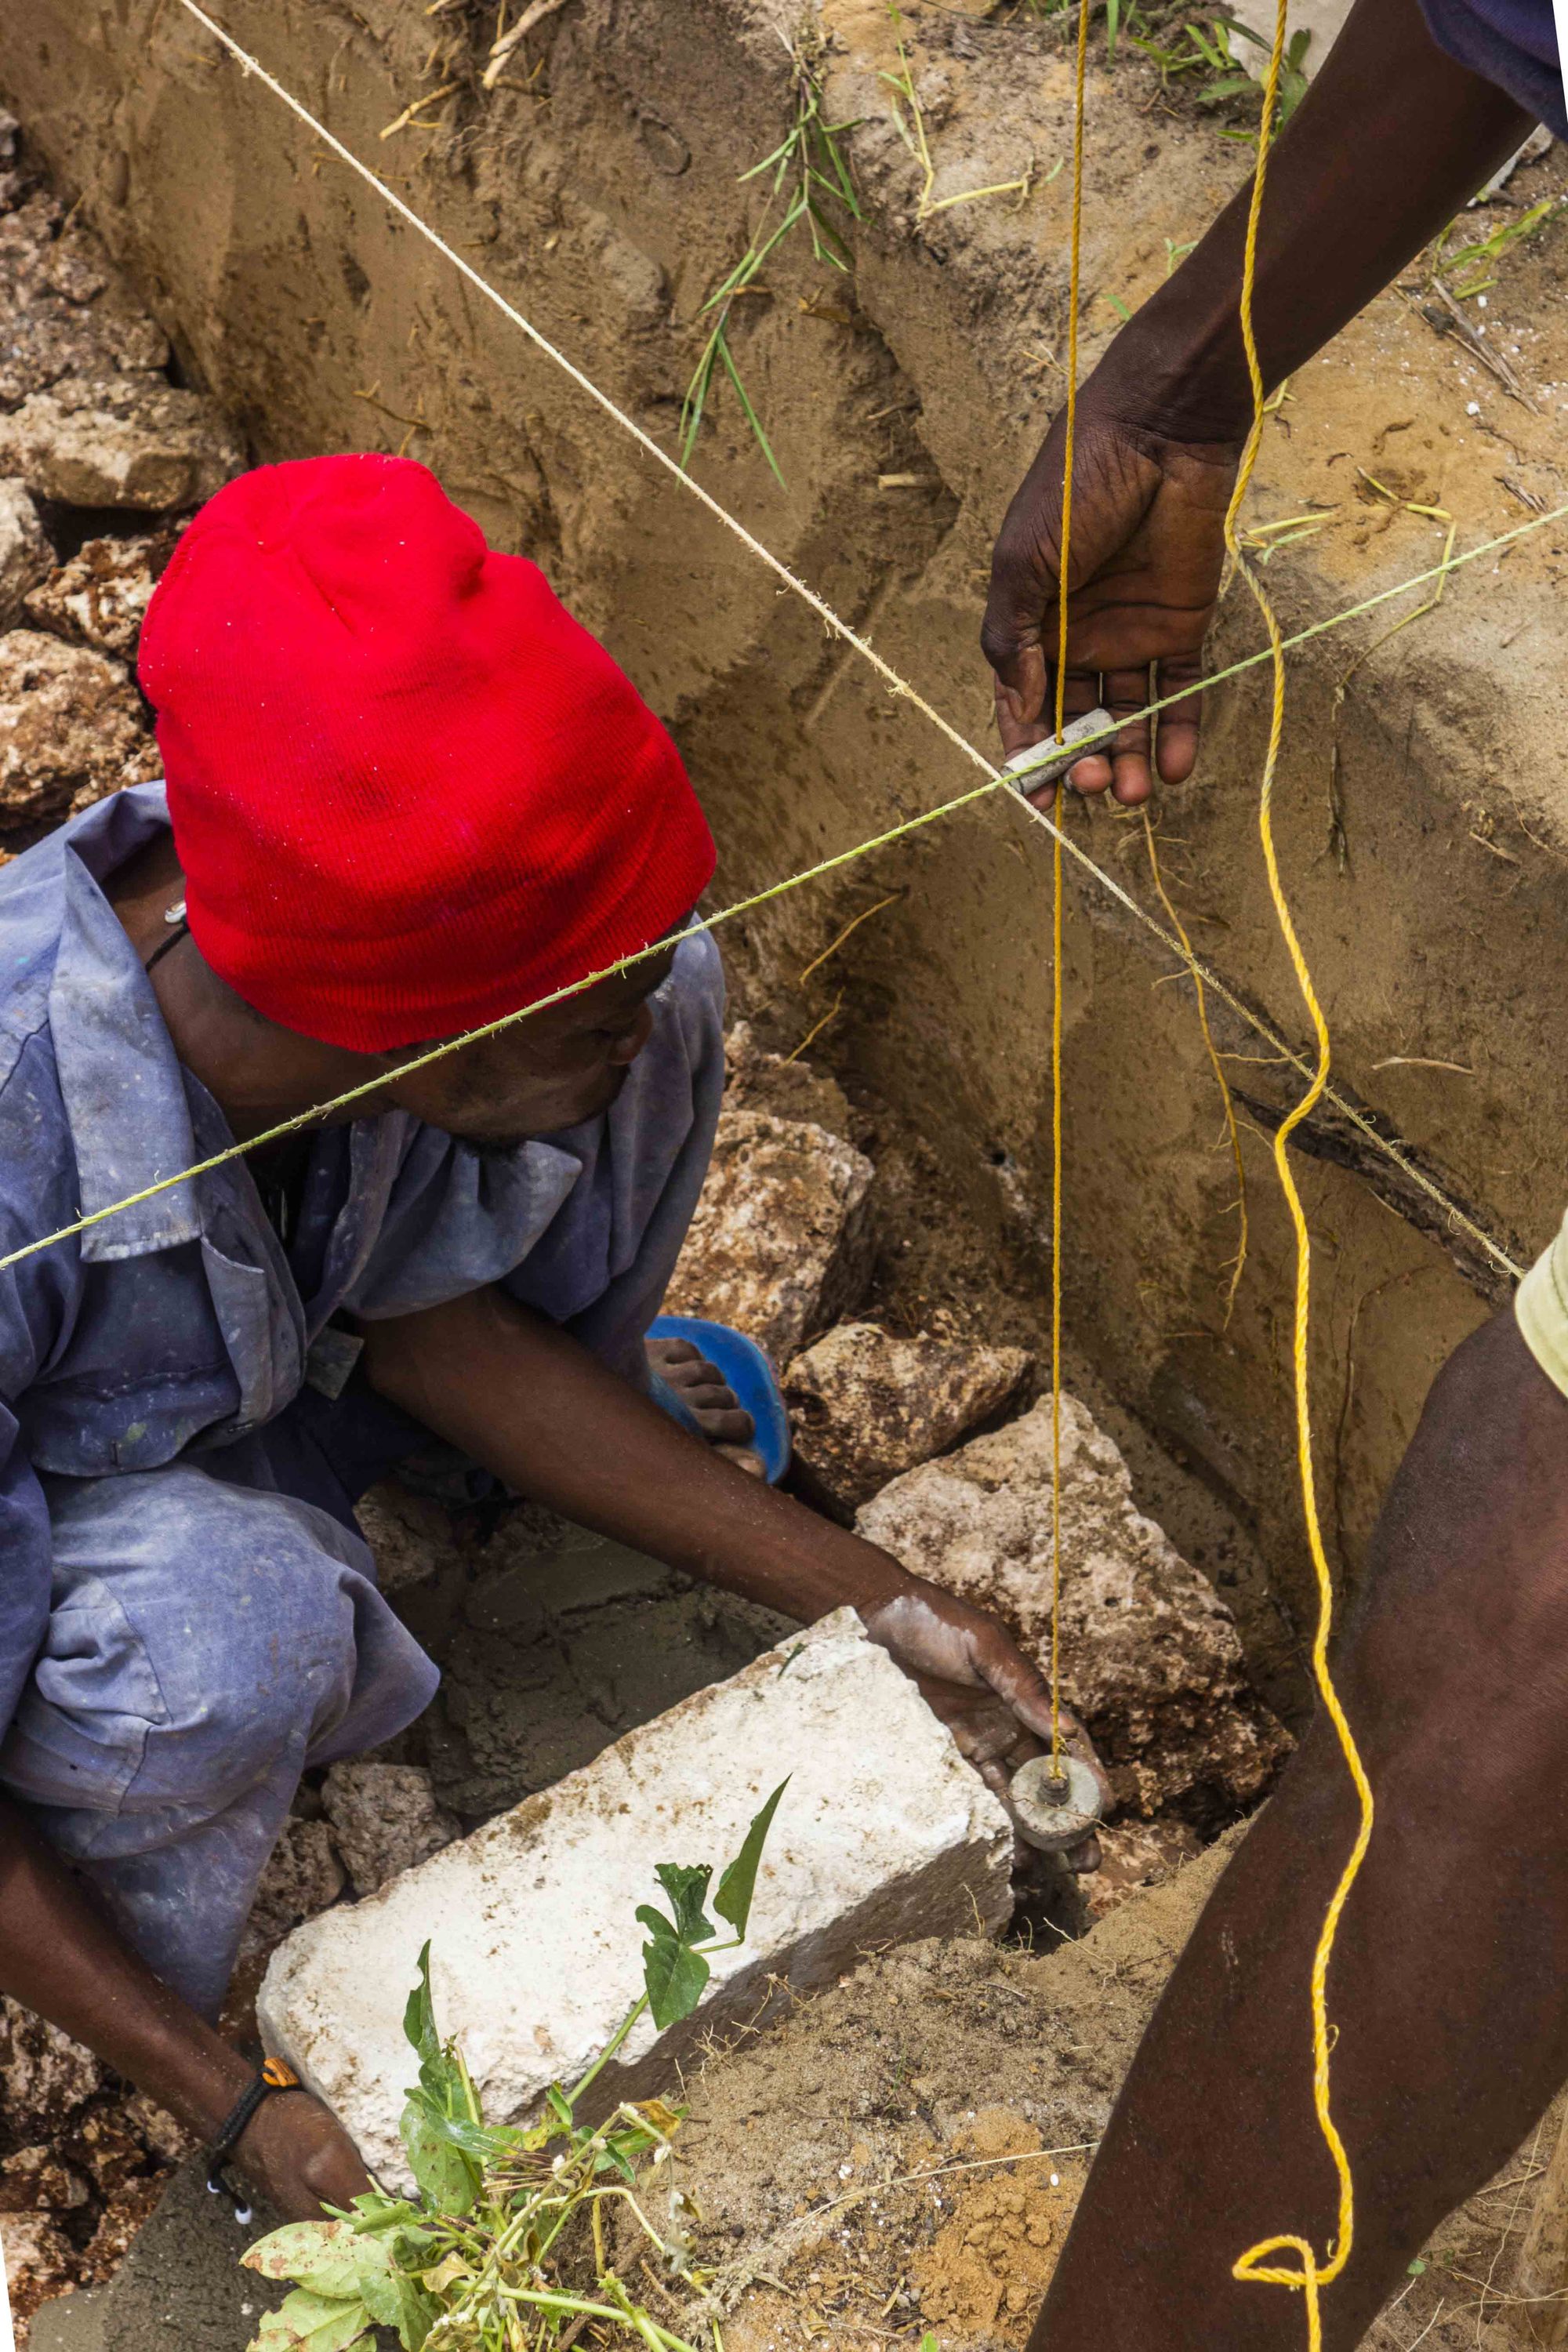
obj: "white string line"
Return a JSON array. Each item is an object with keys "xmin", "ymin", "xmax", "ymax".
[
  {"xmin": 172, "ymin": 0, "xmax": 998, "ymax": 784},
  {"xmin": 160, "ymin": 0, "xmax": 1542, "ymax": 1285}
]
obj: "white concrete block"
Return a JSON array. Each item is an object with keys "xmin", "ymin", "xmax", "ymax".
[{"xmin": 259, "ymin": 1610, "xmax": 1011, "ymax": 2187}]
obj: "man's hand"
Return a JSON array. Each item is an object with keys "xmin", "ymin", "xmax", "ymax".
[
  {"xmin": 238, "ymin": 2089, "xmax": 372, "ymax": 2223},
  {"xmin": 860, "ymin": 1584, "xmax": 1111, "ymax": 1870},
  {"xmin": 982, "ymin": 390, "xmax": 1239, "ymax": 806},
  {"xmin": 365, "ymin": 1292, "xmax": 1113, "ymax": 1853},
  {"xmin": 982, "ymin": 0, "xmax": 1532, "ymax": 816}
]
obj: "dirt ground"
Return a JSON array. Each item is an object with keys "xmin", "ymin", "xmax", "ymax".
[{"xmin": 658, "ymin": 1834, "xmax": 1563, "ymax": 2352}]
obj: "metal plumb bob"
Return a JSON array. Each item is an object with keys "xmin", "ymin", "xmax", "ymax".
[{"xmin": 1010, "ymin": 1753, "xmax": 1105, "ymax": 1852}]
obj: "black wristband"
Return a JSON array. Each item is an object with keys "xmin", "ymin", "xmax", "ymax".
[{"xmin": 206, "ymin": 2056, "xmax": 303, "ymax": 2223}]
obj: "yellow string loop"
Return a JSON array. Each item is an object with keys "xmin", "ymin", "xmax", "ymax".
[{"xmin": 1226, "ymin": 9, "xmax": 1377, "ymax": 2342}]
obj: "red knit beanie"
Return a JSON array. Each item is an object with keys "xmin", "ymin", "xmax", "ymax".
[{"xmin": 138, "ymin": 454, "xmax": 715, "ymax": 1051}]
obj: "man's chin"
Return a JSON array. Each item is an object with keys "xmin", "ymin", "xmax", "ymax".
[{"xmin": 448, "ymin": 1074, "xmax": 626, "ymax": 1153}]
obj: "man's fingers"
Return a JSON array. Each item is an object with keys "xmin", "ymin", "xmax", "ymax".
[
  {"xmin": 971, "ymin": 1635, "xmax": 1058, "ymax": 1746},
  {"xmin": 1021, "ymin": 670, "xmax": 1114, "ymax": 805},
  {"xmin": 1102, "ymin": 666, "xmax": 1156, "ymax": 807},
  {"xmin": 992, "ymin": 641, "xmax": 1050, "ymax": 757},
  {"xmin": 1152, "ymin": 659, "xmax": 1206, "ymax": 784}
]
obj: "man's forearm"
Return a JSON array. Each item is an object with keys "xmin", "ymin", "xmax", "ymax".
[
  {"xmin": 0, "ymin": 1795, "xmax": 254, "ymax": 2134},
  {"xmin": 1105, "ymin": 0, "xmax": 1532, "ymax": 439},
  {"xmin": 361, "ymin": 1287, "xmax": 919, "ymax": 1624}
]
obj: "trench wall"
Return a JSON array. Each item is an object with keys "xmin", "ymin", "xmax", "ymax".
[{"xmin": 8, "ymin": 0, "xmax": 1568, "ymax": 1655}]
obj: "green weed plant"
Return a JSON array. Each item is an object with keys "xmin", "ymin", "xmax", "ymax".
[
  {"xmin": 241, "ymin": 1784, "xmax": 789, "ymax": 2351},
  {"xmin": 680, "ymin": 40, "xmax": 859, "ymax": 485}
]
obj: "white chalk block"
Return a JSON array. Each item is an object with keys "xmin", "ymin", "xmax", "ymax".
[{"xmin": 259, "ymin": 1609, "xmax": 1012, "ymax": 2185}]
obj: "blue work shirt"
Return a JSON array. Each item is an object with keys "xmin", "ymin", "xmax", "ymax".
[{"xmin": 0, "ymin": 784, "xmax": 724, "ymax": 1744}]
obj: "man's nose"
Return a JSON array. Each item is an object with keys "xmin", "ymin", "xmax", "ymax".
[{"xmin": 608, "ymin": 1005, "xmax": 655, "ymax": 1067}]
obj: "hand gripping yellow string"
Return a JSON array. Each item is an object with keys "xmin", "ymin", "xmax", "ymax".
[
  {"xmin": 1045, "ymin": 0, "xmax": 1094, "ymax": 1770},
  {"xmin": 1225, "ymin": 13, "xmax": 1377, "ymax": 2343}
]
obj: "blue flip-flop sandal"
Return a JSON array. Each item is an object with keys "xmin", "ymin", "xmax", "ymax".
[{"xmin": 647, "ymin": 1313, "xmax": 792, "ymax": 1485}]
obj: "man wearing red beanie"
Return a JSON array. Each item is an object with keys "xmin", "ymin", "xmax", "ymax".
[{"xmin": 0, "ymin": 456, "xmax": 1096, "ymax": 2225}]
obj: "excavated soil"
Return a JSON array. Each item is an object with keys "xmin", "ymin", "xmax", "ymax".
[{"xmin": 646, "ymin": 1837, "xmax": 1563, "ymax": 2352}]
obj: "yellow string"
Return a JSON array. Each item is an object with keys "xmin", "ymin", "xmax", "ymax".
[
  {"xmin": 1142, "ymin": 812, "xmax": 1248, "ymax": 1326},
  {"xmin": 1045, "ymin": 0, "xmax": 1093, "ymax": 1770},
  {"xmin": 1225, "ymin": 16, "xmax": 1377, "ymax": 2344}
]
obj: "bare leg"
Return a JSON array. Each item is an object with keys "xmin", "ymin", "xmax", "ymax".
[{"xmin": 1030, "ymin": 1308, "xmax": 1568, "ymax": 2349}]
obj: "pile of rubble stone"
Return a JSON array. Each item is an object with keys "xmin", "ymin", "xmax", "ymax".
[{"xmin": 0, "ymin": 107, "xmax": 241, "ymax": 864}]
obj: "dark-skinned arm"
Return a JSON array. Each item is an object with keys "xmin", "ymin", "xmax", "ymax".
[
  {"xmin": 359, "ymin": 1284, "xmax": 1107, "ymax": 1817},
  {"xmin": 0, "ymin": 1795, "xmax": 372, "ymax": 2220},
  {"xmin": 982, "ymin": 0, "xmax": 1533, "ymax": 801}
]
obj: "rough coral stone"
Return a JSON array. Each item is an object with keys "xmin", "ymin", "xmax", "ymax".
[
  {"xmin": 0, "ymin": 1998, "xmax": 104, "ymax": 2140},
  {"xmin": 663, "ymin": 1109, "xmax": 875, "ymax": 1364},
  {"xmin": 0, "ymin": 375, "xmax": 242, "ymax": 510},
  {"xmin": 785, "ymin": 1320, "xmax": 1032, "ymax": 1515},
  {"xmin": 0, "ymin": 477, "xmax": 49, "ymax": 628},
  {"xmin": 857, "ymin": 1395, "xmax": 1291, "ymax": 1820},
  {"xmin": 321, "ymin": 1762, "xmax": 462, "ymax": 1898},
  {"xmin": 0, "ymin": 629, "xmax": 158, "ymax": 836},
  {"xmin": 23, "ymin": 530, "xmax": 172, "ymax": 658}
]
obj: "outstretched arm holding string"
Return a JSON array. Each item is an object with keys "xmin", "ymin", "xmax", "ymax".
[{"xmin": 982, "ymin": 0, "xmax": 1531, "ymax": 805}]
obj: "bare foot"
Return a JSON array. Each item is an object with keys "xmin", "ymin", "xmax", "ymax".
[{"xmin": 645, "ymin": 1335, "xmax": 765, "ymax": 1475}]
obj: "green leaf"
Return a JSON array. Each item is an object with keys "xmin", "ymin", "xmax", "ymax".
[
  {"xmin": 244, "ymin": 2221, "xmax": 362, "ymax": 2296},
  {"xmin": 398, "ymin": 2095, "xmax": 481, "ymax": 2216},
  {"xmin": 401, "ymin": 1943, "xmax": 443, "ymax": 2081},
  {"xmin": 345, "ymin": 2192, "xmax": 428, "ymax": 2236},
  {"xmin": 545, "ymin": 2082, "xmax": 575, "ymax": 2132},
  {"xmin": 351, "ymin": 2232, "xmax": 440, "ymax": 2346},
  {"xmin": 249, "ymin": 2288, "xmax": 372, "ymax": 2350},
  {"xmin": 640, "ymin": 1921, "xmax": 712, "ymax": 2030},
  {"xmin": 654, "ymin": 1864, "xmax": 716, "ymax": 1945},
  {"xmin": 714, "ymin": 1780, "xmax": 789, "ymax": 1938}
]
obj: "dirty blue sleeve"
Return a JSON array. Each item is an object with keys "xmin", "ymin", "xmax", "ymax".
[
  {"xmin": 1416, "ymin": 0, "xmax": 1564, "ymax": 133},
  {"xmin": 0, "ymin": 1036, "xmax": 82, "ymax": 1736}
]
